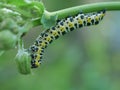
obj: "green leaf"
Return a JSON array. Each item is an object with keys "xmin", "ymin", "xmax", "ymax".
[
  {"xmin": 0, "ymin": 30, "xmax": 17, "ymax": 50},
  {"xmin": 7, "ymin": 0, "xmax": 29, "ymax": 6},
  {"xmin": 41, "ymin": 11, "xmax": 58, "ymax": 29},
  {"xmin": 18, "ymin": 22, "xmax": 33, "ymax": 34},
  {"xmin": 30, "ymin": 1, "xmax": 45, "ymax": 15}
]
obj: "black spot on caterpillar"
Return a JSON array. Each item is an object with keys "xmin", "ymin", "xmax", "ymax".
[{"xmin": 28, "ymin": 10, "xmax": 106, "ymax": 68}]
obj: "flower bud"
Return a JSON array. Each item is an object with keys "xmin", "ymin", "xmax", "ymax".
[{"xmin": 15, "ymin": 49, "xmax": 31, "ymax": 75}]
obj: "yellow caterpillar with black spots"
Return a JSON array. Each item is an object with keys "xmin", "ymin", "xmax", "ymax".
[{"xmin": 28, "ymin": 10, "xmax": 106, "ymax": 68}]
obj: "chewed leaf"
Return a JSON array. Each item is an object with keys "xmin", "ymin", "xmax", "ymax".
[{"xmin": 41, "ymin": 11, "xmax": 58, "ymax": 29}]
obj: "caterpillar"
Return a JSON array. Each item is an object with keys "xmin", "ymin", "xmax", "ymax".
[{"xmin": 28, "ymin": 10, "xmax": 106, "ymax": 68}]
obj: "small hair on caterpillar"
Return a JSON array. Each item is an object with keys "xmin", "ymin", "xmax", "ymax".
[{"xmin": 28, "ymin": 10, "xmax": 106, "ymax": 68}]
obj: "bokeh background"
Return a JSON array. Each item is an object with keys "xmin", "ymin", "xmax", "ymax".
[{"xmin": 0, "ymin": 0, "xmax": 120, "ymax": 90}]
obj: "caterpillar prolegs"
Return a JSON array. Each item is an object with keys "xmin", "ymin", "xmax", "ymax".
[{"xmin": 28, "ymin": 10, "xmax": 106, "ymax": 68}]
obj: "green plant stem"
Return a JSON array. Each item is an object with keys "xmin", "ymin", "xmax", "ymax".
[
  {"xmin": 52, "ymin": 2, "xmax": 120, "ymax": 19},
  {"xmin": 33, "ymin": 2, "xmax": 120, "ymax": 26}
]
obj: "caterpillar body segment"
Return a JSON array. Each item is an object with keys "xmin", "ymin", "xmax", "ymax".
[{"xmin": 28, "ymin": 10, "xmax": 106, "ymax": 68}]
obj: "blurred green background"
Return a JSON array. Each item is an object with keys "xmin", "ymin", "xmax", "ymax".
[{"xmin": 0, "ymin": 0, "xmax": 120, "ymax": 90}]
